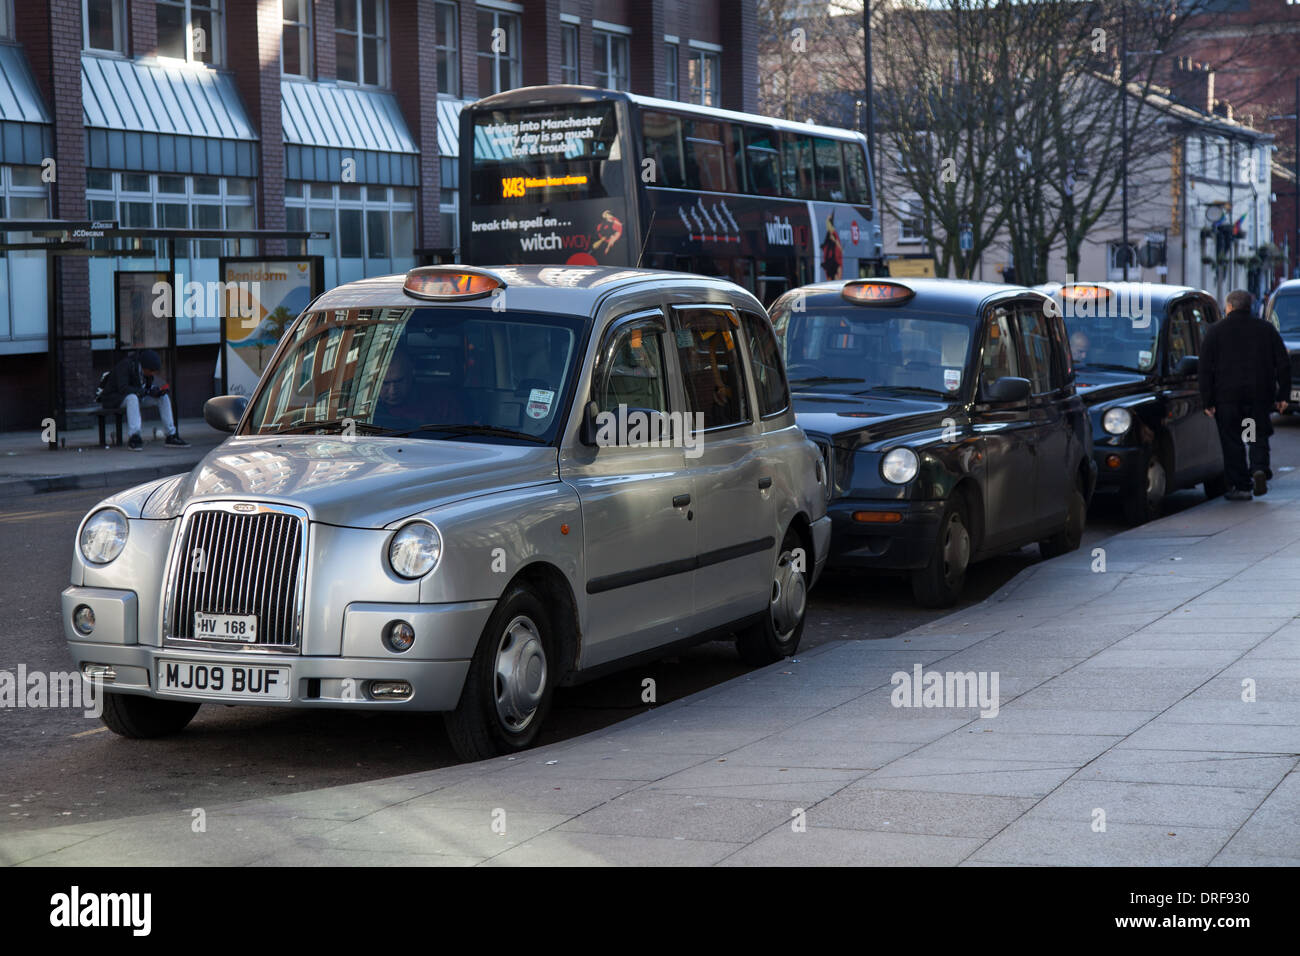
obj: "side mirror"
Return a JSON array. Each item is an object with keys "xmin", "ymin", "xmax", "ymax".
[
  {"xmin": 1175, "ymin": 354, "xmax": 1198, "ymax": 376},
  {"xmin": 204, "ymin": 395, "xmax": 248, "ymax": 433},
  {"xmin": 984, "ymin": 376, "xmax": 1031, "ymax": 404}
]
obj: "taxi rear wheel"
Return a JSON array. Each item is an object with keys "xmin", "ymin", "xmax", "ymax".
[
  {"xmin": 911, "ymin": 498, "xmax": 971, "ymax": 608},
  {"xmin": 737, "ymin": 528, "xmax": 808, "ymax": 666},
  {"xmin": 1039, "ymin": 475, "xmax": 1086, "ymax": 559},
  {"xmin": 100, "ymin": 692, "xmax": 200, "ymax": 739},
  {"xmin": 444, "ymin": 585, "xmax": 555, "ymax": 762},
  {"xmin": 1123, "ymin": 451, "xmax": 1166, "ymax": 525}
]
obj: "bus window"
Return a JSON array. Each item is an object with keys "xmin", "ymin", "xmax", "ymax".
[
  {"xmin": 731, "ymin": 124, "xmax": 748, "ymax": 194},
  {"xmin": 842, "ymin": 141, "xmax": 871, "ymax": 206},
  {"xmin": 813, "ymin": 137, "xmax": 845, "ymax": 202},
  {"xmin": 782, "ymin": 134, "xmax": 813, "ymax": 199},
  {"xmin": 642, "ymin": 111, "xmax": 684, "ymax": 188},
  {"xmin": 745, "ymin": 127, "xmax": 781, "ymax": 197},
  {"xmin": 684, "ymin": 119, "xmax": 734, "ymax": 192}
]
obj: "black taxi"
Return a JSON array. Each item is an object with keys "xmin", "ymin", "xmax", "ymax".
[
  {"xmin": 768, "ymin": 278, "xmax": 1094, "ymax": 607},
  {"xmin": 1051, "ymin": 282, "xmax": 1226, "ymax": 523},
  {"xmin": 1265, "ymin": 278, "xmax": 1300, "ymax": 415}
]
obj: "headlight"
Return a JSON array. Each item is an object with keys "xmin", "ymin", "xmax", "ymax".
[
  {"xmin": 1102, "ymin": 407, "xmax": 1132, "ymax": 436},
  {"xmin": 388, "ymin": 522, "xmax": 442, "ymax": 579},
  {"xmin": 79, "ymin": 509, "xmax": 128, "ymax": 564},
  {"xmin": 881, "ymin": 447, "xmax": 919, "ymax": 484}
]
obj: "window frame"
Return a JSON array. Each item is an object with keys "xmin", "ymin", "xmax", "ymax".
[
  {"xmin": 898, "ymin": 195, "xmax": 925, "ymax": 244},
  {"xmin": 664, "ymin": 42, "xmax": 679, "ymax": 100},
  {"xmin": 155, "ymin": 0, "xmax": 224, "ymax": 66},
  {"xmin": 84, "ymin": 0, "xmax": 127, "ymax": 54},
  {"xmin": 592, "ymin": 312, "xmax": 674, "ymax": 423},
  {"xmin": 687, "ymin": 49, "xmax": 719, "ymax": 106},
  {"xmin": 476, "ymin": 8, "xmax": 521, "ymax": 95},
  {"xmin": 335, "ymin": 0, "xmax": 389, "ymax": 88},
  {"xmin": 435, "ymin": 0, "xmax": 460, "ymax": 96},
  {"xmin": 670, "ymin": 304, "xmax": 753, "ymax": 433},
  {"xmin": 593, "ymin": 29, "xmax": 630, "ymax": 91},
  {"xmin": 1013, "ymin": 301, "xmax": 1059, "ymax": 396},
  {"xmin": 560, "ymin": 23, "xmax": 578, "ymax": 85},
  {"xmin": 281, "ymin": 0, "xmax": 313, "ymax": 78},
  {"xmin": 740, "ymin": 309, "xmax": 790, "ymax": 419}
]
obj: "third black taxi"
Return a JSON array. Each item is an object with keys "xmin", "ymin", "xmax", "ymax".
[
  {"xmin": 1052, "ymin": 282, "xmax": 1226, "ymax": 523},
  {"xmin": 769, "ymin": 278, "xmax": 1095, "ymax": 607}
]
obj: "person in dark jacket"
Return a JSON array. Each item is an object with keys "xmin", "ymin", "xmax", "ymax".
[
  {"xmin": 1199, "ymin": 290, "xmax": 1290, "ymax": 499},
  {"xmin": 100, "ymin": 349, "xmax": 189, "ymax": 451}
]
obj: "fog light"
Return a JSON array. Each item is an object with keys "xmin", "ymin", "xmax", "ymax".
[
  {"xmin": 82, "ymin": 663, "xmax": 116, "ymax": 682},
  {"xmin": 383, "ymin": 619, "xmax": 415, "ymax": 653},
  {"xmin": 1106, "ymin": 454, "xmax": 1122, "ymax": 469},
  {"xmin": 369, "ymin": 680, "xmax": 412, "ymax": 700},
  {"xmin": 73, "ymin": 604, "xmax": 95, "ymax": 635},
  {"xmin": 852, "ymin": 511, "xmax": 903, "ymax": 523}
]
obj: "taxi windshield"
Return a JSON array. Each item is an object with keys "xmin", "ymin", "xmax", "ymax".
[
  {"xmin": 1062, "ymin": 310, "xmax": 1162, "ymax": 373},
  {"xmin": 773, "ymin": 305, "xmax": 975, "ymax": 398},
  {"xmin": 1270, "ymin": 295, "xmax": 1300, "ymax": 336},
  {"xmin": 243, "ymin": 307, "xmax": 584, "ymax": 444}
]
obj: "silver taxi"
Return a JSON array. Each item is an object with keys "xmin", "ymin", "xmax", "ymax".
[{"xmin": 64, "ymin": 265, "xmax": 830, "ymax": 760}]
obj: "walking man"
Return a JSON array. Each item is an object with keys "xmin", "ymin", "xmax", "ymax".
[
  {"xmin": 1200, "ymin": 290, "xmax": 1290, "ymax": 499},
  {"xmin": 99, "ymin": 349, "xmax": 190, "ymax": 451}
]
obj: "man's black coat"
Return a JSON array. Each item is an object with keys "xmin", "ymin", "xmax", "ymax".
[
  {"xmin": 1198, "ymin": 308, "xmax": 1291, "ymax": 407},
  {"xmin": 99, "ymin": 355, "xmax": 156, "ymax": 409}
]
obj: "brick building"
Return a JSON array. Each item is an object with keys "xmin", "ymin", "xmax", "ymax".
[{"xmin": 0, "ymin": 0, "xmax": 757, "ymax": 431}]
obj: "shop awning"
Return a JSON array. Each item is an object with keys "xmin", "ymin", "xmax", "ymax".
[
  {"xmin": 81, "ymin": 55, "xmax": 257, "ymax": 176},
  {"xmin": 0, "ymin": 44, "xmax": 52, "ymax": 166},
  {"xmin": 281, "ymin": 80, "xmax": 418, "ymax": 186}
]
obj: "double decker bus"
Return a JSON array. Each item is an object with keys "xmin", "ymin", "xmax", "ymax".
[{"xmin": 460, "ymin": 85, "xmax": 882, "ymax": 304}]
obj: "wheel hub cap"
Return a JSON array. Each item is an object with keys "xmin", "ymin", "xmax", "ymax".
[
  {"xmin": 770, "ymin": 550, "xmax": 807, "ymax": 639},
  {"xmin": 1147, "ymin": 460, "xmax": 1166, "ymax": 503},
  {"xmin": 942, "ymin": 515, "xmax": 971, "ymax": 585},
  {"xmin": 494, "ymin": 615, "xmax": 547, "ymax": 731}
]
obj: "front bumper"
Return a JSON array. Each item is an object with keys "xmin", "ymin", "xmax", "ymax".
[
  {"xmin": 62, "ymin": 586, "xmax": 494, "ymax": 712},
  {"xmin": 1090, "ymin": 445, "xmax": 1142, "ymax": 495},
  {"xmin": 823, "ymin": 499, "xmax": 945, "ymax": 571}
]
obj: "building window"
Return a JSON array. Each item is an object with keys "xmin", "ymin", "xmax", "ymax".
[
  {"xmin": 336, "ymin": 0, "xmax": 388, "ymax": 87},
  {"xmin": 0, "ymin": 1, "xmax": 10, "ymax": 41},
  {"xmin": 687, "ymin": 49, "xmax": 719, "ymax": 106},
  {"xmin": 664, "ymin": 43, "xmax": 678, "ymax": 100},
  {"xmin": 0, "ymin": 165, "xmax": 52, "ymax": 347},
  {"xmin": 85, "ymin": 0, "xmax": 126, "ymax": 54},
  {"xmin": 439, "ymin": 155, "xmax": 458, "ymax": 255},
  {"xmin": 593, "ymin": 30, "xmax": 629, "ymax": 91},
  {"xmin": 560, "ymin": 24, "xmax": 578, "ymax": 85},
  {"xmin": 156, "ymin": 0, "xmax": 223, "ymax": 65},
  {"xmin": 282, "ymin": 0, "xmax": 312, "ymax": 77},
  {"xmin": 285, "ymin": 182, "xmax": 416, "ymax": 280},
  {"xmin": 435, "ymin": 0, "xmax": 459, "ymax": 97},
  {"xmin": 477, "ymin": 9, "xmax": 521, "ymax": 95},
  {"xmin": 898, "ymin": 197, "xmax": 925, "ymax": 243}
]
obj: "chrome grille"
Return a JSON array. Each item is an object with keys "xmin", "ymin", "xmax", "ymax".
[{"xmin": 165, "ymin": 505, "xmax": 306, "ymax": 650}]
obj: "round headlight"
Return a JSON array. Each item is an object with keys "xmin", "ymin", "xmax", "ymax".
[
  {"xmin": 79, "ymin": 509, "xmax": 128, "ymax": 564},
  {"xmin": 881, "ymin": 447, "xmax": 920, "ymax": 484},
  {"xmin": 1102, "ymin": 407, "xmax": 1133, "ymax": 436},
  {"xmin": 388, "ymin": 522, "xmax": 442, "ymax": 579}
]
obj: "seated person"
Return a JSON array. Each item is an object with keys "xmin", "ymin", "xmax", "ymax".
[{"xmin": 372, "ymin": 352, "xmax": 426, "ymax": 430}]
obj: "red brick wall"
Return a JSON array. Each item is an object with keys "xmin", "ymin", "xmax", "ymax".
[
  {"xmin": 391, "ymin": 0, "xmax": 441, "ymax": 251},
  {"xmin": 718, "ymin": 0, "xmax": 754, "ymax": 113},
  {"xmin": 227, "ymin": 0, "xmax": 285, "ymax": 251},
  {"xmin": 523, "ymin": 0, "xmax": 564, "ymax": 88},
  {"xmin": 315, "ymin": 0, "xmax": 337, "ymax": 80},
  {"xmin": 458, "ymin": 0, "xmax": 478, "ymax": 99},
  {"xmin": 129, "ymin": 0, "xmax": 157, "ymax": 57},
  {"xmin": 628, "ymin": 0, "xmax": 664, "ymax": 97}
]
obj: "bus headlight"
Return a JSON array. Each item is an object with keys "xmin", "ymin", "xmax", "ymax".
[
  {"xmin": 79, "ymin": 509, "xmax": 128, "ymax": 565},
  {"xmin": 881, "ymin": 448, "xmax": 919, "ymax": 484},
  {"xmin": 388, "ymin": 522, "xmax": 442, "ymax": 579},
  {"xmin": 1103, "ymin": 407, "xmax": 1132, "ymax": 436}
]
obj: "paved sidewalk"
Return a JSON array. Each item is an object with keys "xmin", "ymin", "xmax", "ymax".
[
  {"xmin": 5, "ymin": 481, "xmax": 1299, "ymax": 866},
  {"xmin": 0, "ymin": 417, "xmax": 222, "ymax": 498}
]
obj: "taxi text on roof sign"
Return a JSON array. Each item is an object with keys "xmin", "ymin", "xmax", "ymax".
[
  {"xmin": 1061, "ymin": 284, "xmax": 1112, "ymax": 300},
  {"xmin": 403, "ymin": 266, "xmax": 506, "ymax": 300},
  {"xmin": 842, "ymin": 280, "xmax": 916, "ymax": 306}
]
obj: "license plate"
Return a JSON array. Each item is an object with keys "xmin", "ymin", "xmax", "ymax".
[
  {"xmin": 156, "ymin": 660, "xmax": 290, "ymax": 700},
  {"xmin": 193, "ymin": 612, "xmax": 257, "ymax": 641}
]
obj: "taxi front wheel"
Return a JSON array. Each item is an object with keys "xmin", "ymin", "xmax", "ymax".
[
  {"xmin": 1039, "ymin": 476, "xmax": 1086, "ymax": 559},
  {"xmin": 911, "ymin": 498, "xmax": 971, "ymax": 608},
  {"xmin": 100, "ymin": 692, "xmax": 200, "ymax": 739},
  {"xmin": 444, "ymin": 584, "xmax": 556, "ymax": 762},
  {"xmin": 737, "ymin": 528, "xmax": 808, "ymax": 666}
]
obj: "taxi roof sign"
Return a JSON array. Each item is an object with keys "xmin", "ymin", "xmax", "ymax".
[
  {"xmin": 842, "ymin": 280, "xmax": 915, "ymax": 306},
  {"xmin": 1060, "ymin": 284, "xmax": 1112, "ymax": 300},
  {"xmin": 403, "ymin": 266, "xmax": 506, "ymax": 301}
]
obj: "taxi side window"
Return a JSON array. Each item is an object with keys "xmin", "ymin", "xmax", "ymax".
[
  {"xmin": 674, "ymin": 307, "xmax": 750, "ymax": 429},
  {"xmin": 1015, "ymin": 305, "xmax": 1056, "ymax": 394},
  {"xmin": 1167, "ymin": 304, "xmax": 1195, "ymax": 369},
  {"xmin": 740, "ymin": 310, "xmax": 790, "ymax": 418},
  {"xmin": 595, "ymin": 323, "xmax": 669, "ymax": 415},
  {"xmin": 980, "ymin": 308, "xmax": 1020, "ymax": 395}
]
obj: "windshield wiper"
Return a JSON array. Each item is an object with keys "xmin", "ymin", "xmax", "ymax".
[
  {"xmin": 789, "ymin": 376, "xmax": 867, "ymax": 385},
  {"xmin": 269, "ymin": 419, "xmax": 398, "ymax": 435},
  {"xmin": 386, "ymin": 423, "xmax": 549, "ymax": 444},
  {"xmin": 861, "ymin": 385, "xmax": 950, "ymax": 398}
]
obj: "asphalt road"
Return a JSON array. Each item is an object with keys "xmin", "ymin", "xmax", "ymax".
[{"xmin": 4, "ymin": 419, "xmax": 1298, "ymax": 833}]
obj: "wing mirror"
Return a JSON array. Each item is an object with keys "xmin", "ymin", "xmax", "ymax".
[
  {"xmin": 984, "ymin": 376, "xmax": 1031, "ymax": 404},
  {"xmin": 204, "ymin": 395, "xmax": 249, "ymax": 433},
  {"xmin": 1174, "ymin": 354, "xmax": 1198, "ymax": 376}
]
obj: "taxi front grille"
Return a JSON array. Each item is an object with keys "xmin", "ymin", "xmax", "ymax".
[{"xmin": 165, "ymin": 508, "xmax": 305, "ymax": 649}]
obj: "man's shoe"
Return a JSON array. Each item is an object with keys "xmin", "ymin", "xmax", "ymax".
[
  {"xmin": 1253, "ymin": 470, "xmax": 1268, "ymax": 496},
  {"xmin": 164, "ymin": 434, "xmax": 191, "ymax": 448},
  {"xmin": 1225, "ymin": 488, "xmax": 1252, "ymax": 501},
  {"xmin": 127, "ymin": 434, "xmax": 143, "ymax": 452}
]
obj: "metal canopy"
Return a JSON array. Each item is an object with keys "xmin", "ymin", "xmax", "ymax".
[
  {"xmin": 0, "ymin": 44, "xmax": 53, "ymax": 166},
  {"xmin": 281, "ymin": 79, "xmax": 418, "ymax": 186}
]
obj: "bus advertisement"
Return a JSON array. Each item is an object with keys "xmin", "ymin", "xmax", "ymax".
[{"xmin": 461, "ymin": 86, "xmax": 883, "ymax": 304}]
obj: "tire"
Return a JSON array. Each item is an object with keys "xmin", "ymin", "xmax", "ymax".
[
  {"xmin": 444, "ymin": 584, "xmax": 556, "ymax": 762},
  {"xmin": 1039, "ymin": 474, "xmax": 1086, "ymax": 559},
  {"xmin": 1122, "ymin": 450, "xmax": 1166, "ymax": 525},
  {"xmin": 736, "ymin": 527, "xmax": 809, "ymax": 666},
  {"xmin": 910, "ymin": 496, "xmax": 972, "ymax": 608},
  {"xmin": 1203, "ymin": 472, "xmax": 1229, "ymax": 499},
  {"xmin": 100, "ymin": 692, "xmax": 199, "ymax": 739}
]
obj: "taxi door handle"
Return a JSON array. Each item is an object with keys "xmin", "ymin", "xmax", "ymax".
[
  {"xmin": 673, "ymin": 493, "xmax": 691, "ymax": 508},
  {"xmin": 758, "ymin": 476, "xmax": 773, "ymax": 490}
]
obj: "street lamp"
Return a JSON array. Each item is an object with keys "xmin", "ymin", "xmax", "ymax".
[{"xmin": 1267, "ymin": 76, "xmax": 1300, "ymax": 280}]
